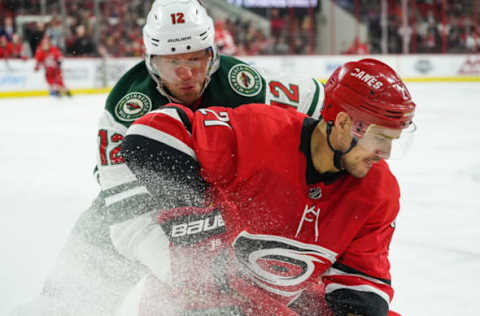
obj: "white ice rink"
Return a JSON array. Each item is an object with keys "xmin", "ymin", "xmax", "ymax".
[{"xmin": 1, "ymin": 82, "xmax": 479, "ymax": 315}]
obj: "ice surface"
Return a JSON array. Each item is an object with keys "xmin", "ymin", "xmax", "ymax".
[{"xmin": 1, "ymin": 83, "xmax": 479, "ymax": 315}]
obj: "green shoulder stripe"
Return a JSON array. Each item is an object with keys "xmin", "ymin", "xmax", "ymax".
[{"xmin": 307, "ymin": 78, "xmax": 321, "ymax": 116}]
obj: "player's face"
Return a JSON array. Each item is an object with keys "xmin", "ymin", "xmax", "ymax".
[
  {"xmin": 342, "ymin": 125, "xmax": 403, "ymax": 178},
  {"xmin": 151, "ymin": 50, "xmax": 212, "ymax": 105},
  {"xmin": 342, "ymin": 143, "xmax": 384, "ymax": 178}
]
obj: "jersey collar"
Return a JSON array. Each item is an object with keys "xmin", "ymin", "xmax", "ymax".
[{"xmin": 299, "ymin": 117, "xmax": 346, "ymax": 185}]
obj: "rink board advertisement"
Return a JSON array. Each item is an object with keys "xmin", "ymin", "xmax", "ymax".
[
  {"xmin": 243, "ymin": 54, "xmax": 480, "ymax": 81},
  {"xmin": 0, "ymin": 58, "xmax": 138, "ymax": 96},
  {"xmin": 0, "ymin": 55, "xmax": 479, "ymax": 97}
]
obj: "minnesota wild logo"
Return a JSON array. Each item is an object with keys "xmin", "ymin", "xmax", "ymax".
[
  {"xmin": 115, "ymin": 92, "xmax": 152, "ymax": 122},
  {"xmin": 228, "ymin": 64, "xmax": 263, "ymax": 97}
]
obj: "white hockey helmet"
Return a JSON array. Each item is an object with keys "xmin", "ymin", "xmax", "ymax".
[{"xmin": 143, "ymin": 0, "xmax": 219, "ymax": 100}]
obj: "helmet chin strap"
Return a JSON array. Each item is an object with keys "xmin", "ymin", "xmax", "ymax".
[{"xmin": 326, "ymin": 121, "xmax": 358, "ymax": 170}]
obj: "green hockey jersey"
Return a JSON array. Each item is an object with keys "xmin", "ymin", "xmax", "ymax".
[{"xmin": 96, "ymin": 55, "xmax": 324, "ymax": 218}]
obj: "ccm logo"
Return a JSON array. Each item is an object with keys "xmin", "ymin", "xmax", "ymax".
[{"xmin": 171, "ymin": 214, "xmax": 225, "ymax": 238}]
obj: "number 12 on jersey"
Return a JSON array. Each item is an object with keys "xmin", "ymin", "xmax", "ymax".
[
  {"xmin": 98, "ymin": 129, "xmax": 124, "ymax": 166},
  {"xmin": 269, "ymin": 81, "xmax": 300, "ymax": 109}
]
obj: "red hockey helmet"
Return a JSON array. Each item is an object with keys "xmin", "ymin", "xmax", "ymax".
[{"xmin": 322, "ymin": 58, "xmax": 416, "ymax": 137}]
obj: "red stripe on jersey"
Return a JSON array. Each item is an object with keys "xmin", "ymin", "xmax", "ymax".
[{"xmin": 132, "ymin": 107, "xmax": 194, "ymax": 151}]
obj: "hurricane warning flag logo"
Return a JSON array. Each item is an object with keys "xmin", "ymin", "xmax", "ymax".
[
  {"xmin": 228, "ymin": 64, "xmax": 263, "ymax": 97},
  {"xmin": 115, "ymin": 92, "xmax": 152, "ymax": 122}
]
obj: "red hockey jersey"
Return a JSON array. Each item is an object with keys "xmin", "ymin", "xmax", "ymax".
[
  {"xmin": 34, "ymin": 45, "xmax": 63, "ymax": 71},
  {"xmin": 122, "ymin": 103, "xmax": 400, "ymax": 315},
  {"xmin": 214, "ymin": 28, "xmax": 236, "ymax": 55},
  {"xmin": 0, "ymin": 42, "xmax": 13, "ymax": 58}
]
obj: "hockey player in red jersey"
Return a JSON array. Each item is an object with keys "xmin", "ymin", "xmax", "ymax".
[
  {"xmin": 0, "ymin": 34, "xmax": 13, "ymax": 59},
  {"xmin": 119, "ymin": 58, "xmax": 416, "ymax": 316},
  {"xmin": 214, "ymin": 19, "xmax": 236, "ymax": 55},
  {"xmin": 17, "ymin": 2, "xmax": 326, "ymax": 315},
  {"xmin": 34, "ymin": 36, "xmax": 72, "ymax": 97}
]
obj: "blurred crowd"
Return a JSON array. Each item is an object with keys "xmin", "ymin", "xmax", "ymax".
[
  {"xmin": 0, "ymin": 0, "xmax": 147, "ymax": 59},
  {"xmin": 214, "ymin": 7, "xmax": 317, "ymax": 55},
  {"xmin": 215, "ymin": 9, "xmax": 315, "ymax": 56},
  {"xmin": 340, "ymin": 0, "xmax": 480, "ymax": 54},
  {"xmin": 0, "ymin": 0, "xmax": 478, "ymax": 59},
  {"xmin": 0, "ymin": 0, "xmax": 315, "ymax": 58}
]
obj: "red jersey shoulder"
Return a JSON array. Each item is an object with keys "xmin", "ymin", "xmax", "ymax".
[
  {"xmin": 232, "ymin": 103, "xmax": 307, "ymax": 129},
  {"xmin": 51, "ymin": 46, "xmax": 63, "ymax": 59},
  {"xmin": 364, "ymin": 160, "xmax": 400, "ymax": 200},
  {"xmin": 325, "ymin": 160, "xmax": 399, "ymax": 229},
  {"xmin": 353, "ymin": 160, "xmax": 400, "ymax": 222},
  {"xmin": 225, "ymin": 103, "xmax": 307, "ymax": 154},
  {"xmin": 192, "ymin": 106, "xmax": 237, "ymax": 185},
  {"xmin": 34, "ymin": 48, "xmax": 44, "ymax": 61},
  {"xmin": 35, "ymin": 47, "xmax": 63, "ymax": 63},
  {"xmin": 134, "ymin": 103, "xmax": 194, "ymax": 126},
  {"xmin": 131, "ymin": 103, "xmax": 195, "ymax": 150},
  {"xmin": 193, "ymin": 103, "xmax": 307, "ymax": 185}
]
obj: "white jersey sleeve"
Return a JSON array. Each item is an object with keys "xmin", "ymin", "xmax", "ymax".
[
  {"xmin": 263, "ymin": 74, "xmax": 325, "ymax": 119},
  {"xmin": 110, "ymin": 210, "xmax": 171, "ymax": 282},
  {"xmin": 96, "ymin": 110, "xmax": 151, "ymax": 207}
]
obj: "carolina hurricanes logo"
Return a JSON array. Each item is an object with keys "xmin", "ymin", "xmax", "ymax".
[{"xmin": 233, "ymin": 231, "xmax": 337, "ymax": 295}]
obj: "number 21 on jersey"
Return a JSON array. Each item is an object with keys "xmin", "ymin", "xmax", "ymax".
[{"xmin": 198, "ymin": 109, "xmax": 231, "ymax": 128}]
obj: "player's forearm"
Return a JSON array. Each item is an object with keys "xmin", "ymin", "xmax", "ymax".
[
  {"xmin": 110, "ymin": 210, "xmax": 171, "ymax": 280},
  {"xmin": 121, "ymin": 128, "xmax": 208, "ymax": 209}
]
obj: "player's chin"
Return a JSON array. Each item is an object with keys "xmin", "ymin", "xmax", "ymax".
[
  {"xmin": 349, "ymin": 168, "xmax": 369, "ymax": 179},
  {"xmin": 346, "ymin": 160, "xmax": 374, "ymax": 179},
  {"xmin": 179, "ymin": 86, "xmax": 201, "ymax": 96},
  {"xmin": 173, "ymin": 90, "xmax": 200, "ymax": 104}
]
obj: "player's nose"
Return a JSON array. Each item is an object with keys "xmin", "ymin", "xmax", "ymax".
[{"xmin": 175, "ymin": 66, "xmax": 194, "ymax": 81}]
